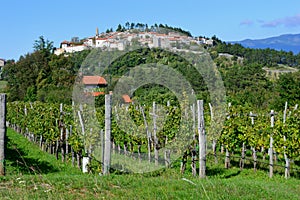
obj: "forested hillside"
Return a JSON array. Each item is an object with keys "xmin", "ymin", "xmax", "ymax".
[{"xmin": 2, "ymin": 27, "xmax": 300, "ymax": 110}]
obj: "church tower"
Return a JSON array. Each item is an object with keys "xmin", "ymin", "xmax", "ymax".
[{"xmin": 96, "ymin": 27, "xmax": 99, "ymax": 37}]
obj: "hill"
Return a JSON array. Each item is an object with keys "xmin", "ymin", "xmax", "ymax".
[{"xmin": 230, "ymin": 33, "xmax": 300, "ymax": 54}]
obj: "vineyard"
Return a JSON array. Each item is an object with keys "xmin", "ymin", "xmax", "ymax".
[{"xmin": 6, "ymin": 98, "xmax": 300, "ymax": 178}]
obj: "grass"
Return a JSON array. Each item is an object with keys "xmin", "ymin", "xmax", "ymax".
[
  {"xmin": 1, "ymin": 128, "xmax": 300, "ymax": 199},
  {"xmin": 5, "ymin": 128, "xmax": 79, "ymax": 176}
]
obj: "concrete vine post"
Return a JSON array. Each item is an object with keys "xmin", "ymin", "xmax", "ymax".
[
  {"xmin": 77, "ymin": 110, "xmax": 85, "ymax": 170},
  {"xmin": 0, "ymin": 94, "xmax": 6, "ymax": 176},
  {"xmin": 103, "ymin": 94, "xmax": 112, "ymax": 175},
  {"xmin": 152, "ymin": 102, "xmax": 159, "ymax": 166},
  {"xmin": 283, "ymin": 102, "xmax": 290, "ymax": 179},
  {"xmin": 249, "ymin": 112, "xmax": 257, "ymax": 172},
  {"xmin": 269, "ymin": 110, "xmax": 275, "ymax": 178},
  {"xmin": 197, "ymin": 100, "xmax": 206, "ymax": 178}
]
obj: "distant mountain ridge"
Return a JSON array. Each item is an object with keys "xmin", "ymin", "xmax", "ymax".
[{"xmin": 230, "ymin": 33, "xmax": 300, "ymax": 54}]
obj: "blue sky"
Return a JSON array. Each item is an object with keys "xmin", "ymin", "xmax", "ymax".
[{"xmin": 1, "ymin": 0, "xmax": 300, "ymax": 60}]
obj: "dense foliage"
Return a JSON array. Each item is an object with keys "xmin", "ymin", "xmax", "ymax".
[
  {"xmin": 220, "ymin": 105, "xmax": 300, "ymax": 162},
  {"xmin": 211, "ymin": 40, "xmax": 300, "ymax": 67},
  {"xmin": 3, "ymin": 36, "xmax": 90, "ymax": 103},
  {"xmin": 114, "ymin": 22, "xmax": 192, "ymax": 36}
]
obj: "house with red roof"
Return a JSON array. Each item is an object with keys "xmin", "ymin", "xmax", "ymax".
[
  {"xmin": 54, "ymin": 40, "xmax": 88, "ymax": 55},
  {"xmin": 60, "ymin": 40, "xmax": 70, "ymax": 49},
  {"xmin": 83, "ymin": 76, "xmax": 107, "ymax": 89},
  {"xmin": 81, "ymin": 76, "xmax": 132, "ymax": 102},
  {"xmin": 95, "ymin": 38, "xmax": 108, "ymax": 48},
  {"xmin": 82, "ymin": 75, "xmax": 107, "ymax": 97}
]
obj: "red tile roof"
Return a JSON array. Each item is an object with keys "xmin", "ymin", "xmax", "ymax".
[
  {"xmin": 61, "ymin": 40, "xmax": 70, "ymax": 44},
  {"xmin": 96, "ymin": 38, "xmax": 107, "ymax": 40},
  {"xmin": 122, "ymin": 94, "xmax": 132, "ymax": 103},
  {"xmin": 92, "ymin": 91, "xmax": 105, "ymax": 96},
  {"xmin": 154, "ymin": 33, "xmax": 167, "ymax": 37},
  {"xmin": 82, "ymin": 76, "xmax": 107, "ymax": 85},
  {"xmin": 84, "ymin": 91, "xmax": 105, "ymax": 97},
  {"xmin": 169, "ymin": 37, "xmax": 179, "ymax": 41}
]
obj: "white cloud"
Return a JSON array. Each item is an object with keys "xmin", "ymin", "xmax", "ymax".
[
  {"xmin": 261, "ymin": 14, "xmax": 300, "ymax": 28},
  {"xmin": 240, "ymin": 20, "xmax": 254, "ymax": 26}
]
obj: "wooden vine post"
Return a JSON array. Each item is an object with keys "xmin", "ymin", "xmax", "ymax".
[
  {"xmin": 269, "ymin": 110, "xmax": 275, "ymax": 178},
  {"xmin": 140, "ymin": 105, "xmax": 151, "ymax": 163},
  {"xmin": 70, "ymin": 125, "xmax": 75, "ymax": 167},
  {"xmin": 66, "ymin": 128, "xmax": 69, "ymax": 162},
  {"xmin": 197, "ymin": 100, "xmax": 206, "ymax": 178},
  {"xmin": 209, "ymin": 103, "xmax": 217, "ymax": 163},
  {"xmin": 103, "ymin": 94, "xmax": 112, "ymax": 175},
  {"xmin": 224, "ymin": 104, "xmax": 231, "ymax": 169},
  {"xmin": 77, "ymin": 109, "xmax": 85, "ymax": 170},
  {"xmin": 192, "ymin": 103, "xmax": 196, "ymax": 140},
  {"xmin": 240, "ymin": 142, "xmax": 245, "ymax": 170},
  {"xmin": 60, "ymin": 103, "xmax": 65, "ymax": 163},
  {"xmin": 191, "ymin": 103, "xmax": 196, "ymax": 176},
  {"xmin": 100, "ymin": 129, "xmax": 104, "ymax": 170},
  {"xmin": 0, "ymin": 94, "xmax": 6, "ymax": 176},
  {"xmin": 164, "ymin": 101, "xmax": 171, "ymax": 167}
]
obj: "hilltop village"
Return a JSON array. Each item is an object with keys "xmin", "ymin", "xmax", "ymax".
[{"xmin": 54, "ymin": 28, "xmax": 214, "ymax": 55}]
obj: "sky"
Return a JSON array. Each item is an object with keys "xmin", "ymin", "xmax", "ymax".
[{"xmin": 1, "ymin": 0, "xmax": 300, "ymax": 61}]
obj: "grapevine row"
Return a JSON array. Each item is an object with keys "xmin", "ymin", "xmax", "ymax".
[{"xmin": 6, "ymin": 101, "xmax": 300, "ymax": 177}]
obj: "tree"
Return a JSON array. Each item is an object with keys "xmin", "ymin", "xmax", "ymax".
[
  {"xmin": 3, "ymin": 36, "xmax": 86, "ymax": 103},
  {"xmin": 125, "ymin": 22, "xmax": 130, "ymax": 30},
  {"xmin": 130, "ymin": 23, "xmax": 135, "ymax": 29},
  {"xmin": 274, "ymin": 72, "xmax": 300, "ymax": 109},
  {"xmin": 116, "ymin": 24, "xmax": 124, "ymax": 32},
  {"xmin": 33, "ymin": 36, "xmax": 54, "ymax": 57}
]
